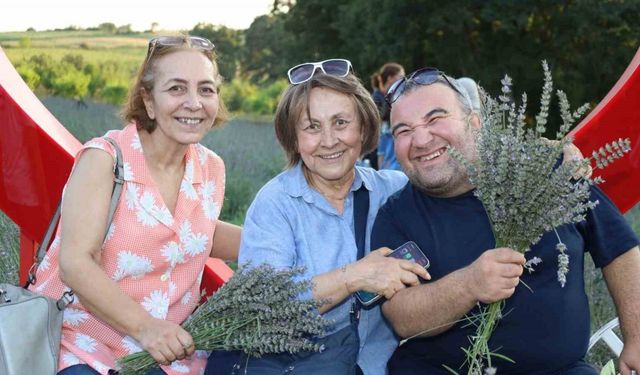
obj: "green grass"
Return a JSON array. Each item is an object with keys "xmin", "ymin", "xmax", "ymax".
[
  {"xmin": 3, "ymin": 47, "xmax": 146, "ymax": 65},
  {"xmin": 0, "ymin": 30, "xmax": 152, "ymax": 47}
]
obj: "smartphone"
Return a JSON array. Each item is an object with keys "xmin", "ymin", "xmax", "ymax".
[{"xmin": 355, "ymin": 241, "xmax": 430, "ymax": 307}]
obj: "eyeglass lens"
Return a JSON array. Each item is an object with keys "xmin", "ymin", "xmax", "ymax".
[
  {"xmin": 321, "ymin": 60, "xmax": 350, "ymax": 76},
  {"xmin": 290, "ymin": 65, "xmax": 316, "ymax": 84}
]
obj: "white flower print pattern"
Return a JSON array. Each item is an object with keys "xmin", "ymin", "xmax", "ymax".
[
  {"xmin": 75, "ymin": 333, "xmax": 98, "ymax": 353},
  {"xmin": 181, "ymin": 179, "xmax": 198, "ymax": 201},
  {"xmin": 200, "ymin": 181, "xmax": 216, "ymax": 200},
  {"xmin": 131, "ymin": 132, "xmax": 142, "ymax": 151},
  {"xmin": 34, "ymin": 278, "xmax": 50, "ymax": 293},
  {"xmin": 168, "ymin": 281, "xmax": 178, "ymax": 297},
  {"xmin": 181, "ymin": 291, "xmax": 192, "ymax": 306},
  {"xmin": 113, "ymin": 251, "xmax": 154, "ymax": 281},
  {"xmin": 197, "ymin": 146, "xmax": 209, "ymax": 166},
  {"xmin": 170, "ymin": 361, "xmax": 190, "ymax": 373},
  {"xmin": 125, "ymin": 184, "xmax": 139, "ymax": 210},
  {"xmin": 155, "ymin": 205, "xmax": 174, "ymax": 226},
  {"xmin": 185, "ymin": 232, "xmax": 208, "ymax": 257},
  {"xmin": 142, "ymin": 290, "xmax": 169, "ymax": 319},
  {"xmin": 137, "ymin": 191, "xmax": 161, "ymax": 227},
  {"xmin": 63, "ymin": 352, "xmax": 81, "ymax": 366},
  {"xmin": 123, "ymin": 162, "xmax": 134, "ymax": 181},
  {"xmin": 121, "ymin": 336, "xmax": 143, "ymax": 354},
  {"xmin": 50, "ymin": 236, "xmax": 61, "ymax": 251},
  {"xmin": 38, "ymin": 254, "xmax": 51, "ymax": 272},
  {"xmin": 202, "ymin": 199, "xmax": 220, "ymax": 221},
  {"xmin": 93, "ymin": 360, "xmax": 110, "ymax": 373},
  {"xmin": 161, "ymin": 241, "xmax": 185, "ymax": 267},
  {"xmin": 64, "ymin": 308, "xmax": 89, "ymax": 326},
  {"xmin": 179, "ymin": 221, "xmax": 193, "ymax": 243}
]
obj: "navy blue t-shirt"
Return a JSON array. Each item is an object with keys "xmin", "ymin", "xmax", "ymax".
[{"xmin": 372, "ymin": 184, "xmax": 639, "ymax": 375}]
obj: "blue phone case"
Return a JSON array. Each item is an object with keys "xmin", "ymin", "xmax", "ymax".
[{"xmin": 355, "ymin": 241, "xmax": 429, "ymax": 306}]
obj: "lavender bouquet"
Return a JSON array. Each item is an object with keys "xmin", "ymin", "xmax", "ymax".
[
  {"xmin": 0, "ymin": 214, "xmax": 20, "ymax": 286},
  {"xmin": 448, "ymin": 61, "xmax": 631, "ymax": 375},
  {"xmin": 116, "ymin": 264, "xmax": 329, "ymax": 375}
]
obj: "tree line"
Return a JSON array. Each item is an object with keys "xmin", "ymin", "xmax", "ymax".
[
  {"xmin": 207, "ymin": 0, "xmax": 639, "ymax": 131},
  {"xmin": 11, "ymin": 0, "xmax": 639, "ymax": 127}
]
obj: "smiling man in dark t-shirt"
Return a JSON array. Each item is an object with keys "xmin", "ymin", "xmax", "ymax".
[{"xmin": 371, "ymin": 69, "xmax": 640, "ymax": 375}]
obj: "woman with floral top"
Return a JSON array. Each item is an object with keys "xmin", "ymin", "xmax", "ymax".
[{"xmin": 32, "ymin": 35, "xmax": 241, "ymax": 375}]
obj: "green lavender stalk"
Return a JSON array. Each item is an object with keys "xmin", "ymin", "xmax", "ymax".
[
  {"xmin": 449, "ymin": 61, "xmax": 631, "ymax": 375},
  {"xmin": 116, "ymin": 264, "xmax": 329, "ymax": 375}
]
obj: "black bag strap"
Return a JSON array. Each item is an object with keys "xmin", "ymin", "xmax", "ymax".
[
  {"xmin": 351, "ymin": 183, "xmax": 369, "ymax": 320},
  {"xmin": 353, "ymin": 184, "xmax": 369, "ymax": 261},
  {"xmin": 27, "ymin": 136, "xmax": 124, "ymax": 287}
]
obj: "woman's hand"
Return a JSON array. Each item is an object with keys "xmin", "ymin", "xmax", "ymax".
[
  {"xmin": 135, "ymin": 318, "xmax": 195, "ymax": 366},
  {"xmin": 345, "ymin": 247, "xmax": 431, "ymax": 300}
]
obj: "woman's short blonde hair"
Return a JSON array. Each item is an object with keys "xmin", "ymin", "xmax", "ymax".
[
  {"xmin": 274, "ymin": 73, "xmax": 380, "ymax": 168},
  {"xmin": 121, "ymin": 35, "xmax": 229, "ymax": 132}
]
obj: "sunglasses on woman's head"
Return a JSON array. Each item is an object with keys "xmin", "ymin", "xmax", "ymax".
[
  {"xmin": 287, "ymin": 59, "xmax": 353, "ymax": 85},
  {"xmin": 145, "ymin": 36, "xmax": 215, "ymax": 64},
  {"xmin": 385, "ymin": 67, "xmax": 464, "ymax": 104}
]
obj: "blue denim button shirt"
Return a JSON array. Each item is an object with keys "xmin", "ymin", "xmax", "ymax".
[{"xmin": 238, "ymin": 162, "xmax": 408, "ymax": 375}]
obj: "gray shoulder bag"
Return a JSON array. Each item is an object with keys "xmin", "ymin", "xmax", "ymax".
[{"xmin": 0, "ymin": 137, "xmax": 124, "ymax": 375}]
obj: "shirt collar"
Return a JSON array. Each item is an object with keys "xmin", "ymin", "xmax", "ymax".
[
  {"xmin": 282, "ymin": 162, "xmax": 373, "ymax": 203},
  {"xmin": 117, "ymin": 123, "xmax": 203, "ymax": 185}
]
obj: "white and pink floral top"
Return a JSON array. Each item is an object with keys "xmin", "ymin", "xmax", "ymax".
[{"xmin": 33, "ymin": 123, "xmax": 225, "ymax": 375}]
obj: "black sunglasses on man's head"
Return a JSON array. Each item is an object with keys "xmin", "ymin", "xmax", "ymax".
[{"xmin": 385, "ymin": 67, "xmax": 464, "ymax": 104}]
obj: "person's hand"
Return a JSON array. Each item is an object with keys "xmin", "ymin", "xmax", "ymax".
[
  {"xmin": 619, "ymin": 339, "xmax": 640, "ymax": 375},
  {"xmin": 462, "ymin": 248, "xmax": 525, "ymax": 304},
  {"xmin": 346, "ymin": 247, "xmax": 431, "ymax": 299},
  {"xmin": 135, "ymin": 317, "xmax": 195, "ymax": 366},
  {"xmin": 562, "ymin": 142, "xmax": 593, "ymax": 179}
]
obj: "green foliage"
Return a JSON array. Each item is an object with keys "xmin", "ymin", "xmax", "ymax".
[
  {"xmin": 51, "ymin": 67, "xmax": 91, "ymax": 98},
  {"xmin": 222, "ymin": 78, "xmax": 258, "ymax": 112},
  {"xmin": 191, "ymin": 23, "xmax": 244, "ymax": 81},
  {"xmin": 241, "ymin": 79, "xmax": 287, "ymax": 115},
  {"xmin": 98, "ymin": 22, "xmax": 117, "ymax": 33},
  {"xmin": 18, "ymin": 36, "xmax": 31, "ymax": 48},
  {"xmin": 267, "ymin": 0, "xmax": 640, "ymax": 135},
  {"xmin": 10, "ymin": 51, "xmax": 139, "ymax": 104},
  {"xmin": 101, "ymin": 83, "xmax": 128, "ymax": 105},
  {"xmin": 62, "ymin": 53, "xmax": 84, "ymax": 70},
  {"xmin": 16, "ymin": 64, "xmax": 40, "ymax": 90},
  {"xmin": 242, "ymin": 14, "xmax": 294, "ymax": 83},
  {"xmin": 219, "ymin": 173, "xmax": 255, "ymax": 225},
  {"xmin": 222, "ymin": 78, "xmax": 287, "ymax": 115}
]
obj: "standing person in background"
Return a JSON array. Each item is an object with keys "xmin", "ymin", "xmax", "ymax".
[
  {"xmin": 32, "ymin": 35, "xmax": 242, "ymax": 375},
  {"xmin": 371, "ymin": 62, "xmax": 405, "ymax": 170}
]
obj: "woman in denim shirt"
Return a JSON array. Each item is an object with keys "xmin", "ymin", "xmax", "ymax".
[{"xmin": 207, "ymin": 61, "xmax": 428, "ymax": 375}]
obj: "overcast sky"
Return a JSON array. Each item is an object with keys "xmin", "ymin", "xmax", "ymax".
[{"xmin": 0, "ymin": 0, "xmax": 273, "ymax": 32}]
